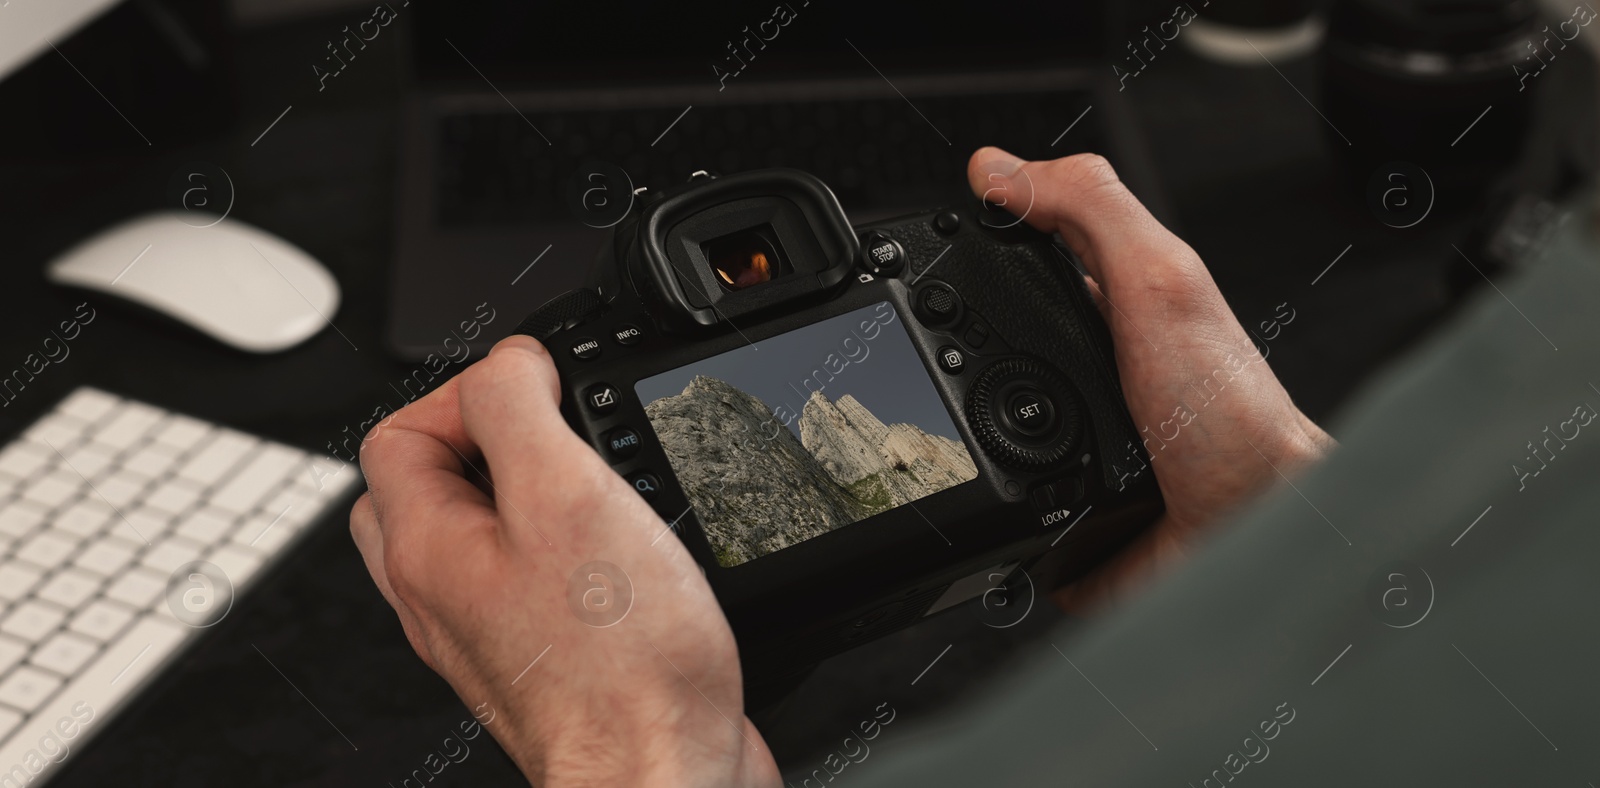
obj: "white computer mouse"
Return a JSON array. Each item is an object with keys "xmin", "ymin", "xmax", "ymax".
[{"xmin": 46, "ymin": 212, "xmax": 342, "ymax": 353}]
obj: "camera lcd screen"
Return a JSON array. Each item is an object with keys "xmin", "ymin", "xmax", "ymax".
[{"xmin": 635, "ymin": 302, "xmax": 978, "ymax": 567}]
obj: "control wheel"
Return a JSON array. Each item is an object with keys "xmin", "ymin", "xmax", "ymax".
[{"xmin": 965, "ymin": 357, "xmax": 1084, "ymax": 470}]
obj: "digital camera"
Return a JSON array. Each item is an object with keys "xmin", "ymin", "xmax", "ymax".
[{"xmin": 516, "ymin": 169, "xmax": 1163, "ymax": 688}]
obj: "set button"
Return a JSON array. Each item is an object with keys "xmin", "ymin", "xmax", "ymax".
[{"xmin": 1006, "ymin": 390, "xmax": 1055, "ymax": 436}]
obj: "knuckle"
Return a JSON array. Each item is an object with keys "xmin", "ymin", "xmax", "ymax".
[
  {"xmin": 1048, "ymin": 153, "xmax": 1121, "ymax": 192},
  {"xmin": 382, "ymin": 533, "xmax": 432, "ymax": 604}
]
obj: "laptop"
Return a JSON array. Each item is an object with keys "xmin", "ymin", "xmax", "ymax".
[{"xmin": 386, "ymin": 0, "xmax": 1163, "ymax": 359}]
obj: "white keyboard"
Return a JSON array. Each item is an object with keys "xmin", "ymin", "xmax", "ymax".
[{"xmin": 0, "ymin": 387, "xmax": 357, "ymax": 783}]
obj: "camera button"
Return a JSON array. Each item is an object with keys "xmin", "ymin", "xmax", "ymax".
[
  {"xmin": 936, "ymin": 346, "xmax": 965, "ymax": 375},
  {"xmin": 604, "ymin": 427, "xmax": 643, "ymax": 459},
  {"xmin": 963, "ymin": 322, "xmax": 990, "ymax": 349},
  {"xmin": 860, "ymin": 233, "xmax": 905, "ymax": 276},
  {"xmin": 1006, "ymin": 390, "xmax": 1056, "ymax": 436},
  {"xmin": 916, "ymin": 283, "xmax": 961, "ymax": 326},
  {"xmin": 625, "ymin": 471, "xmax": 661, "ymax": 501},
  {"xmin": 612, "ymin": 324, "xmax": 644, "ymax": 346},
  {"xmin": 1029, "ymin": 484, "xmax": 1057, "ymax": 512},
  {"xmin": 570, "ymin": 337, "xmax": 602, "ymax": 360},
  {"xmin": 584, "ymin": 383, "xmax": 621, "ymax": 415}
]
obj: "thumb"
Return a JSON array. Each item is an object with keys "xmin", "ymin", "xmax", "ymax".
[{"xmin": 966, "ymin": 146, "xmax": 1230, "ymax": 334}]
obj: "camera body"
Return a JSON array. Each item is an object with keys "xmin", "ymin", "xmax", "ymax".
[{"xmin": 518, "ymin": 169, "xmax": 1162, "ymax": 686}]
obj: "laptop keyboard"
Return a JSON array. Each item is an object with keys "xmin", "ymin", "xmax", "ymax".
[
  {"xmin": 435, "ymin": 89, "xmax": 1099, "ymax": 225},
  {"xmin": 0, "ymin": 388, "xmax": 357, "ymax": 783}
]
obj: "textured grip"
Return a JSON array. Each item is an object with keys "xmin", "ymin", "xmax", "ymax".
[
  {"xmin": 900, "ymin": 222, "xmax": 1148, "ymax": 490},
  {"xmin": 513, "ymin": 288, "xmax": 605, "ymax": 340}
]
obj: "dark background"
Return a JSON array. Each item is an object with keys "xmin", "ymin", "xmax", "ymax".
[{"xmin": 0, "ymin": 0, "xmax": 1592, "ymax": 784}]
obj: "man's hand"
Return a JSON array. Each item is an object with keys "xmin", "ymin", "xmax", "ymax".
[
  {"xmin": 968, "ymin": 147, "xmax": 1336, "ymax": 612},
  {"xmin": 349, "ymin": 335, "xmax": 781, "ymax": 787}
]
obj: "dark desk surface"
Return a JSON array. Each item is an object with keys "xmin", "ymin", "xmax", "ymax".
[{"xmin": 0, "ymin": 7, "xmax": 1590, "ymax": 786}]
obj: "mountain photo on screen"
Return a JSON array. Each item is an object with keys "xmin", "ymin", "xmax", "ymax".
[{"xmin": 635, "ymin": 302, "xmax": 978, "ymax": 567}]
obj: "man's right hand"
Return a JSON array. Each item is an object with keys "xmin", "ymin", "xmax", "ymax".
[{"xmin": 968, "ymin": 147, "xmax": 1337, "ymax": 612}]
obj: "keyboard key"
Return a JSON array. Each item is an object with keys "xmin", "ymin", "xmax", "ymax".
[
  {"xmin": 0, "ymin": 564, "xmax": 43, "ymax": 602},
  {"xmin": 0, "ymin": 708, "xmax": 18, "ymax": 741},
  {"xmin": 0, "ymin": 666, "xmax": 63, "ymax": 713},
  {"xmin": 53, "ymin": 500, "xmax": 113, "ymax": 538},
  {"xmin": 206, "ymin": 545, "xmax": 263, "ymax": 588},
  {"xmin": 152, "ymin": 415, "xmax": 210, "ymax": 451},
  {"xmin": 94, "ymin": 471, "xmax": 150, "ymax": 508},
  {"xmin": 120, "ymin": 506, "xmax": 170, "ymax": 543},
  {"xmin": 176, "ymin": 431, "xmax": 256, "ymax": 486},
  {"xmin": 24, "ymin": 417, "xmax": 86, "ymax": 454},
  {"xmin": 18, "ymin": 531, "xmax": 80, "ymax": 568},
  {"xmin": 0, "ymin": 637, "xmax": 27, "ymax": 674},
  {"xmin": 105, "ymin": 569, "xmax": 167, "ymax": 609},
  {"xmin": 1, "ymin": 601, "xmax": 67, "ymax": 642},
  {"xmin": 145, "ymin": 479, "xmax": 204, "ymax": 515},
  {"xmin": 262, "ymin": 487, "xmax": 313, "ymax": 521},
  {"xmin": 299, "ymin": 456, "xmax": 355, "ymax": 494},
  {"xmin": 96, "ymin": 403, "xmax": 165, "ymax": 449},
  {"xmin": 122, "ymin": 443, "xmax": 180, "ymax": 478},
  {"xmin": 74, "ymin": 539, "xmax": 137, "ymax": 577},
  {"xmin": 175, "ymin": 508, "xmax": 235, "ymax": 544},
  {"xmin": 0, "ymin": 501, "xmax": 48, "ymax": 538},
  {"xmin": 70, "ymin": 600, "xmax": 135, "ymax": 642},
  {"xmin": 64, "ymin": 442, "xmax": 118, "ymax": 480},
  {"xmin": 0, "ymin": 444, "xmax": 51, "ymax": 480},
  {"xmin": 56, "ymin": 388, "xmax": 119, "ymax": 423},
  {"xmin": 20, "ymin": 472, "xmax": 81, "ymax": 510},
  {"xmin": 141, "ymin": 536, "xmax": 205, "ymax": 575},
  {"xmin": 31, "ymin": 631, "xmax": 99, "ymax": 675},
  {"xmin": 36, "ymin": 569, "xmax": 101, "ymax": 610},
  {"xmin": 212, "ymin": 444, "xmax": 305, "ymax": 515},
  {"xmin": 0, "ymin": 616, "xmax": 184, "ymax": 783},
  {"xmin": 235, "ymin": 514, "xmax": 293, "ymax": 554}
]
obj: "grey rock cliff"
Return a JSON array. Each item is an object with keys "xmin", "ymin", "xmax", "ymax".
[
  {"xmin": 798, "ymin": 390, "xmax": 977, "ymax": 509},
  {"xmin": 645, "ymin": 377, "xmax": 979, "ymax": 567},
  {"xmin": 644, "ymin": 376, "xmax": 868, "ymax": 566}
]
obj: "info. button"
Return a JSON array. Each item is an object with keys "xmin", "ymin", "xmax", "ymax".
[
  {"xmin": 604, "ymin": 427, "xmax": 643, "ymax": 460},
  {"xmin": 612, "ymin": 324, "xmax": 643, "ymax": 346}
]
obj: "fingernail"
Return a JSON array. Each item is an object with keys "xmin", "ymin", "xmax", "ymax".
[{"xmin": 980, "ymin": 146, "xmax": 1025, "ymax": 178}]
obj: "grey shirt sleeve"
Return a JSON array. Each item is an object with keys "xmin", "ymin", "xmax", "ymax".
[{"xmin": 849, "ymin": 215, "xmax": 1600, "ymax": 787}]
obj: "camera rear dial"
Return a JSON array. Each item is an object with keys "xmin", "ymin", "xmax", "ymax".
[{"xmin": 965, "ymin": 357, "xmax": 1085, "ymax": 470}]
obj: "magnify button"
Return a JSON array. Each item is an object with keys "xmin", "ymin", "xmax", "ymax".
[{"xmin": 626, "ymin": 471, "xmax": 661, "ymax": 501}]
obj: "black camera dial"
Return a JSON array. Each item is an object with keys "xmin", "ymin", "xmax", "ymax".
[{"xmin": 966, "ymin": 357, "xmax": 1084, "ymax": 470}]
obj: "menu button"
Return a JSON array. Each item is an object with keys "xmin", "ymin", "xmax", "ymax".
[{"xmin": 571, "ymin": 338, "xmax": 602, "ymax": 360}]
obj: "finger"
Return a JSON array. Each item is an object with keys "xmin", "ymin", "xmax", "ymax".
[
  {"xmin": 349, "ymin": 492, "xmax": 440, "ymax": 670},
  {"xmin": 358, "ymin": 373, "xmax": 499, "ymax": 562},
  {"xmin": 967, "ymin": 147, "xmax": 1229, "ymax": 324},
  {"xmin": 1083, "ymin": 273, "xmax": 1112, "ymax": 326},
  {"xmin": 454, "ymin": 335, "xmax": 611, "ymax": 515},
  {"xmin": 349, "ymin": 493, "xmax": 401, "ymax": 610}
]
